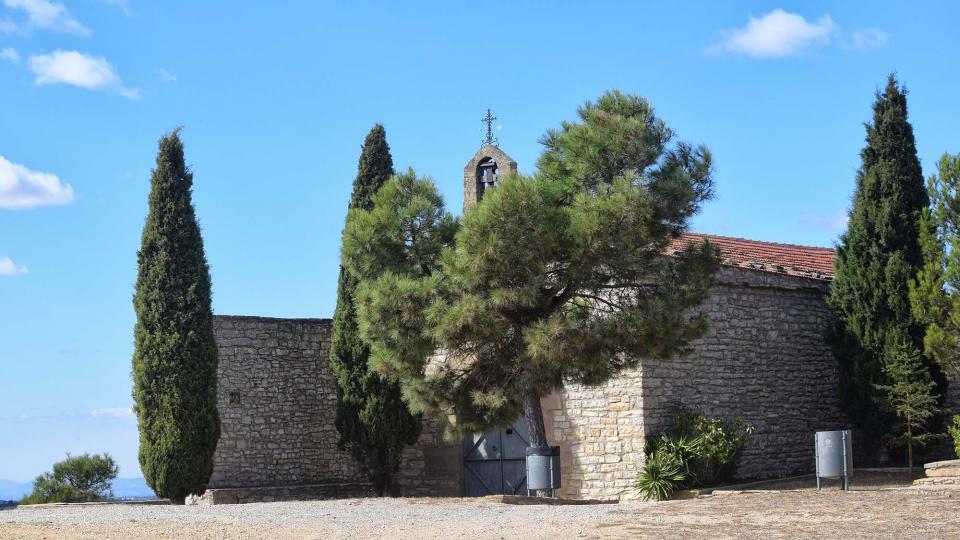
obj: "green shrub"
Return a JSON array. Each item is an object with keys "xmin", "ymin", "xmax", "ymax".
[
  {"xmin": 672, "ymin": 409, "xmax": 754, "ymax": 486},
  {"xmin": 636, "ymin": 452, "xmax": 685, "ymax": 502},
  {"xmin": 639, "ymin": 408, "xmax": 754, "ymax": 500},
  {"xmin": 949, "ymin": 415, "xmax": 960, "ymax": 458},
  {"xmin": 20, "ymin": 453, "xmax": 118, "ymax": 505}
]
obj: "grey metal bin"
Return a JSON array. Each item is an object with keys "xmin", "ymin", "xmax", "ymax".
[
  {"xmin": 815, "ymin": 430, "xmax": 853, "ymax": 490},
  {"xmin": 526, "ymin": 446, "xmax": 561, "ymax": 495}
]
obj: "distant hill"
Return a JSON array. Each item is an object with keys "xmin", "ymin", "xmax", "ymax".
[
  {"xmin": 0, "ymin": 480, "xmax": 31, "ymax": 501},
  {"xmin": 111, "ymin": 477, "xmax": 156, "ymax": 499},
  {"xmin": 0, "ymin": 477, "xmax": 156, "ymax": 501}
]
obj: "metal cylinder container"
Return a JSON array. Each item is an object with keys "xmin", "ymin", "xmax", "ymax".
[
  {"xmin": 815, "ymin": 430, "xmax": 853, "ymax": 490},
  {"xmin": 525, "ymin": 446, "xmax": 561, "ymax": 493}
]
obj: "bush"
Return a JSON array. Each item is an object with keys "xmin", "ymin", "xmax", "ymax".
[
  {"xmin": 950, "ymin": 415, "xmax": 960, "ymax": 458},
  {"xmin": 20, "ymin": 453, "xmax": 118, "ymax": 505},
  {"xmin": 637, "ymin": 408, "xmax": 753, "ymax": 500},
  {"xmin": 636, "ymin": 452, "xmax": 685, "ymax": 501}
]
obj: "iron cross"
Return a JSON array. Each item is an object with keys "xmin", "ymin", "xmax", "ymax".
[{"xmin": 482, "ymin": 108, "xmax": 498, "ymax": 146}]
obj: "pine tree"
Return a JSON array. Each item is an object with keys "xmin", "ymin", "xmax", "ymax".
[
  {"xmin": 344, "ymin": 91, "xmax": 719, "ymax": 457},
  {"xmin": 132, "ymin": 129, "xmax": 220, "ymax": 504},
  {"xmin": 876, "ymin": 341, "xmax": 939, "ymax": 473},
  {"xmin": 828, "ymin": 75, "xmax": 943, "ymax": 451},
  {"xmin": 911, "ymin": 153, "xmax": 960, "ymax": 380},
  {"xmin": 330, "ymin": 125, "xmax": 422, "ymax": 496}
]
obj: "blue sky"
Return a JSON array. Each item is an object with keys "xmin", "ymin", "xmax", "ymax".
[{"xmin": 1, "ymin": 1, "xmax": 958, "ymax": 482}]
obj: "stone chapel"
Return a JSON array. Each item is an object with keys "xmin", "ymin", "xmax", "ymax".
[{"xmin": 199, "ymin": 141, "xmax": 864, "ymax": 504}]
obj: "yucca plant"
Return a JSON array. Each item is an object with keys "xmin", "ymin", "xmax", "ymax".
[
  {"xmin": 655, "ymin": 434, "xmax": 701, "ymax": 486},
  {"xmin": 636, "ymin": 452, "xmax": 685, "ymax": 501}
]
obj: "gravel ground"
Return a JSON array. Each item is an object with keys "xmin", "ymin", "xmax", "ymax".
[
  {"xmin": 2, "ymin": 489, "xmax": 959, "ymax": 539},
  {"xmin": 0, "ymin": 497, "xmax": 616, "ymax": 539},
  {"xmin": 599, "ymin": 489, "xmax": 960, "ymax": 539}
]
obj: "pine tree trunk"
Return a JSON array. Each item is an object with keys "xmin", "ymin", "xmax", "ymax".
[
  {"xmin": 524, "ymin": 386, "xmax": 548, "ymax": 447},
  {"xmin": 908, "ymin": 442, "xmax": 914, "ymax": 479},
  {"xmin": 524, "ymin": 386, "xmax": 551, "ymax": 497}
]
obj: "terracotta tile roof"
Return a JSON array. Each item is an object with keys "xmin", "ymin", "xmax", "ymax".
[{"xmin": 670, "ymin": 233, "xmax": 836, "ymax": 281}]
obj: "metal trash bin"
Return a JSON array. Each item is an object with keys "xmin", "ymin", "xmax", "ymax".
[
  {"xmin": 815, "ymin": 430, "xmax": 853, "ymax": 490},
  {"xmin": 526, "ymin": 446, "xmax": 561, "ymax": 495}
]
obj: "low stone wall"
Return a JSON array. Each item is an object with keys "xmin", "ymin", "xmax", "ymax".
[
  {"xmin": 189, "ymin": 483, "xmax": 375, "ymax": 505},
  {"xmin": 547, "ymin": 267, "xmax": 848, "ymax": 500}
]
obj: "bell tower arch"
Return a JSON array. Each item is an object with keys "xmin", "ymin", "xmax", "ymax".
[{"xmin": 463, "ymin": 109, "xmax": 517, "ymax": 213}]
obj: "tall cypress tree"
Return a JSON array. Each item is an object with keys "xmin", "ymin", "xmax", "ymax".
[
  {"xmin": 132, "ymin": 130, "xmax": 220, "ymax": 504},
  {"xmin": 330, "ymin": 124, "xmax": 421, "ymax": 496},
  {"xmin": 828, "ymin": 75, "xmax": 943, "ymax": 452}
]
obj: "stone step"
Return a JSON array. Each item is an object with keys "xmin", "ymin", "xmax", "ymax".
[
  {"xmin": 913, "ymin": 460, "xmax": 960, "ymax": 487},
  {"xmin": 914, "ymin": 476, "xmax": 959, "ymax": 486},
  {"xmin": 923, "ymin": 459, "xmax": 960, "ymax": 471},
  {"xmin": 924, "ymin": 467, "xmax": 960, "ymax": 477}
]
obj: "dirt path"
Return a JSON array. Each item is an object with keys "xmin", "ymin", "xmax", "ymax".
[
  {"xmin": 2, "ymin": 489, "xmax": 958, "ymax": 539},
  {"xmin": 595, "ymin": 489, "xmax": 960, "ymax": 539}
]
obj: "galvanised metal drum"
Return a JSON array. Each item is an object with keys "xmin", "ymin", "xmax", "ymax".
[{"xmin": 815, "ymin": 430, "xmax": 853, "ymax": 490}]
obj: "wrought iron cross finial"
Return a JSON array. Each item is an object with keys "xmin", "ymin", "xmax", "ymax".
[{"xmin": 481, "ymin": 108, "xmax": 498, "ymax": 146}]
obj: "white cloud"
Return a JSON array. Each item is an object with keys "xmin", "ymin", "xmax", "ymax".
[
  {"xmin": 2, "ymin": 0, "xmax": 90, "ymax": 36},
  {"xmin": 716, "ymin": 9, "xmax": 836, "ymax": 58},
  {"xmin": 0, "ymin": 46, "xmax": 18, "ymax": 63},
  {"xmin": 0, "ymin": 256, "xmax": 28, "ymax": 276},
  {"xmin": 0, "ymin": 154, "xmax": 75, "ymax": 209},
  {"xmin": 850, "ymin": 28, "xmax": 888, "ymax": 50},
  {"xmin": 154, "ymin": 67, "xmax": 176, "ymax": 82},
  {"xmin": 28, "ymin": 50, "xmax": 139, "ymax": 99},
  {"xmin": 89, "ymin": 407, "xmax": 134, "ymax": 419},
  {"xmin": 712, "ymin": 10, "xmax": 889, "ymax": 59}
]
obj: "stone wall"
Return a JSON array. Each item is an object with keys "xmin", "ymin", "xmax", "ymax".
[
  {"xmin": 210, "ymin": 315, "xmax": 458, "ymax": 497},
  {"xmin": 395, "ymin": 413, "xmax": 463, "ymax": 496},
  {"xmin": 546, "ymin": 267, "xmax": 848, "ymax": 500},
  {"xmin": 210, "ymin": 316, "xmax": 364, "ymax": 489},
  {"xmin": 545, "ymin": 371, "xmax": 645, "ymax": 500},
  {"xmin": 211, "ymin": 265, "xmax": 851, "ymax": 501}
]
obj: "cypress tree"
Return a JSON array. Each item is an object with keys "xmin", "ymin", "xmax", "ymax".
[
  {"xmin": 331, "ymin": 125, "xmax": 422, "ymax": 496},
  {"xmin": 132, "ymin": 130, "xmax": 220, "ymax": 504},
  {"xmin": 828, "ymin": 75, "xmax": 944, "ymax": 452}
]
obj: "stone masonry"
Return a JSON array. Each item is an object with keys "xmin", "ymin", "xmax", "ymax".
[
  {"xmin": 209, "ymin": 264, "xmax": 852, "ymax": 502},
  {"xmin": 208, "ymin": 315, "xmax": 459, "ymax": 499},
  {"xmin": 463, "ymin": 144, "xmax": 517, "ymax": 213},
  {"xmin": 546, "ymin": 266, "xmax": 848, "ymax": 500},
  {"xmin": 209, "ymin": 316, "xmax": 363, "ymax": 489}
]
